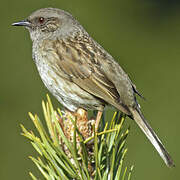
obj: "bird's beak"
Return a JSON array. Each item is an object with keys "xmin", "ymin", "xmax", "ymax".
[{"xmin": 12, "ymin": 20, "xmax": 31, "ymax": 27}]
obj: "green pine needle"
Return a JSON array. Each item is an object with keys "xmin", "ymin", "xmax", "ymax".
[{"xmin": 21, "ymin": 94, "xmax": 134, "ymax": 180}]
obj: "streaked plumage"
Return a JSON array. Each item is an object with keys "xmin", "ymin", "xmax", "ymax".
[{"xmin": 12, "ymin": 7, "xmax": 174, "ymax": 167}]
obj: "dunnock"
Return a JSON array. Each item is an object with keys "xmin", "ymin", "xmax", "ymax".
[{"xmin": 12, "ymin": 8, "xmax": 174, "ymax": 167}]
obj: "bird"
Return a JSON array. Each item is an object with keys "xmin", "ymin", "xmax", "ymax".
[{"xmin": 12, "ymin": 7, "xmax": 174, "ymax": 167}]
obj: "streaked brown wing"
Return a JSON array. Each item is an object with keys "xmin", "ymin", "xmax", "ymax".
[
  {"xmin": 60, "ymin": 59, "xmax": 130, "ymax": 114},
  {"xmin": 47, "ymin": 38, "xmax": 131, "ymax": 115}
]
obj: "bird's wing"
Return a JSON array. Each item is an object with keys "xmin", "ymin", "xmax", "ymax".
[
  {"xmin": 44, "ymin": 38, "xmax": 131, "ymax": 115},
  {"xmin": 43, "ymin": 38, "xmax": 174, "ymax": 167}
]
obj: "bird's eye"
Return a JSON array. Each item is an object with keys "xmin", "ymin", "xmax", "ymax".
[{"xmin": 38, "ymin": 17, "xmax": 45, "ymax": 24}]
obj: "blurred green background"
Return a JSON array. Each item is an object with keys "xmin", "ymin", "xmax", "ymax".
[{"xmin": 1, "ymin": 0, "xmax": 179, "ymax": 179}]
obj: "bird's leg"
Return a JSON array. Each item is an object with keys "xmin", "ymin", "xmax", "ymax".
[{"xmin": 95, "ymin": 111, "xmax": 103, "ymax": 132}]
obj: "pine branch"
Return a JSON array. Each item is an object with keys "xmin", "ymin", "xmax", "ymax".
[{"xmin": 21, "ymin": 94, "xmax": 134, "ymax": 180}]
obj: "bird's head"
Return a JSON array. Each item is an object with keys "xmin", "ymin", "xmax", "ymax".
[{"xmin": 12, "ymin": 8, "xmax": 81, "ymax": 42}]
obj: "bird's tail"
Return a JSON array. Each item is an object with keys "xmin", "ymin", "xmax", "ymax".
[{"xmin": 129, "ymin": 107, "xmax": 174, "ymax": 167}]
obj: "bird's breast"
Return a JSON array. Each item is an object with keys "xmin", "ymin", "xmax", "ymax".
[{"xmin": 32, "ymin": 43, "xmax": 104, "ymax": 112}]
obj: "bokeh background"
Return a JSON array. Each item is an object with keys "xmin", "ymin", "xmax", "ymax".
[{"xmin": 1, "ymin": 0, "xmax": 180, "ymax": 179}]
